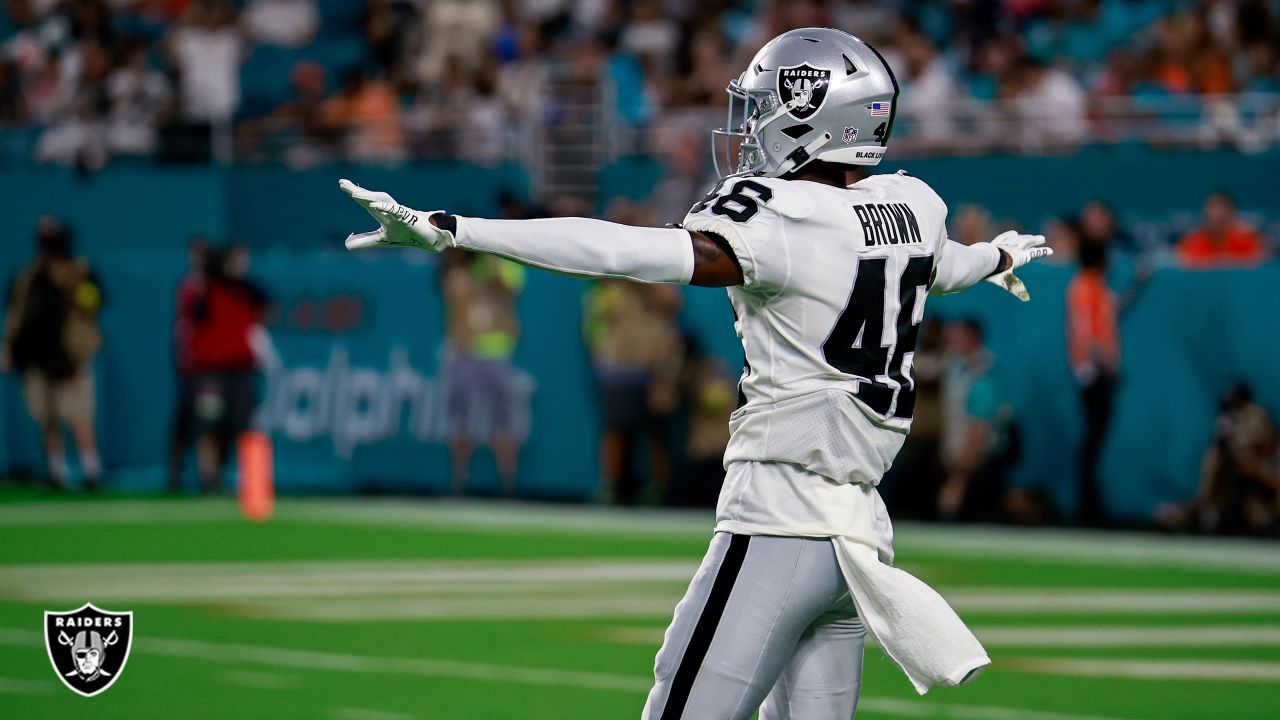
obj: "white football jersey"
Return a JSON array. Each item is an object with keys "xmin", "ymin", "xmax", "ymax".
[{"xmin": 682, "ymin": 171, "xmax": 977, "ymax": 539}]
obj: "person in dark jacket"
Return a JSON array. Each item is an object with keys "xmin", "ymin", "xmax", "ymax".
[{"xmin": 2, "ymin": 219, "xmax": 105, "ymax": 490}]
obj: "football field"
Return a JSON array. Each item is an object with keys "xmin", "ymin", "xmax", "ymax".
[{"xmin": 0, "ymin": 492, "xmax": 1277, "ymax": 719}]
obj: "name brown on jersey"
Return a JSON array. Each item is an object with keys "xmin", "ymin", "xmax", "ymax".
[{"xmin": 852, "ymin": 203, "xmax": 922, "ymax": 247}]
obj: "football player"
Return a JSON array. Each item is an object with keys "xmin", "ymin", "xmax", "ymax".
[{"xmin": 340, "ymin": 27, "xmax": 1050, "ymax": 720}]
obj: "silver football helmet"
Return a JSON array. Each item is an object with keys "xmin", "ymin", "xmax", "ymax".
[{"xmin": 712, "ymin": 28, "xmax": 899, "ymax": 179}]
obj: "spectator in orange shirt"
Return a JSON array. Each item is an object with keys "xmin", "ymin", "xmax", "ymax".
[
  {"xmin": 319, "ymin": 71, "xmax": 405, "ymax": 163},
  {"xmin": 1176, "ymin": 192, "xmax": 1267, "ymax": 269},
  {"xmin": 1067, "ymin": 238, "xmax": 1121, "ymax": 526}
]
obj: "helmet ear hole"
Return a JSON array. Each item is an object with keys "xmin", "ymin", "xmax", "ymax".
[
  {"xmin": 781, "ymin": 124, "xmax": 813, "ymax": 140},
  {"xmin": 843, "ymin": 54, "xmax": 857, "ymax": 75}
]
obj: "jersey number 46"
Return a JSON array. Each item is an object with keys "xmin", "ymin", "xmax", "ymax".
[{"xmin": 822, "ymin": 255, "xmax": 934, "ymax": 419}]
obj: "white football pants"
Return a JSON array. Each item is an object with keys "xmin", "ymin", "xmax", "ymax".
[{"xmin": 642, "ymin": 532, "xmax": 866, "ymax": 720}]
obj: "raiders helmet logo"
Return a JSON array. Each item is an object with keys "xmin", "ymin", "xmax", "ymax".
[
  {"xmin": 778, "ymin": 63, "xmax": 832, "ymax": 120},
  {"xmin": 45, "ymin": 603, "xmax": 133, "ymax": 697}
]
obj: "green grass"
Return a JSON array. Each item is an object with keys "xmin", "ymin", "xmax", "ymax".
[{"xmin": 0, "ymin": 492, "xmax": 1277, "ymax": 719}]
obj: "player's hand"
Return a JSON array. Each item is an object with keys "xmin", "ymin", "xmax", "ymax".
[
  {"xmin": 985, "ymin": 231, "xmax": 1051, "ymax": 302},
  {"xmin": 991, "ymin": 230, "xmax": 1051, "ymax": 270},
  {"xmin": 338, "ymin": 179, "xmax": 454, "ymax": 253}
]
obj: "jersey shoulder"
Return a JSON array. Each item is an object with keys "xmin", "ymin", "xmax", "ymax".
[
  {"xmin": 682, "ymin": 176, "xmax": 816, "ymax": 227},
  {"xmin": 854, "ymin": 170, "xmax": 948, "ymax": 219},
  {"xmin": 682, "ymin": 177, "xmax": 815, "ymax": 294}
]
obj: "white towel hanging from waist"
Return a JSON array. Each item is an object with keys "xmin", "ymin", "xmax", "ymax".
[{"xmin": 831, "ymin": 536, "xmax": 991, "ymax": 694}]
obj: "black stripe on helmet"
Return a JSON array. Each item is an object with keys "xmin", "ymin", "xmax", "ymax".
[{"xmin": 862, "ymin": 40, "xmax": 899, "ymax": 147}]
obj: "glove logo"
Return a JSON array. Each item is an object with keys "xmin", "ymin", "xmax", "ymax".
[
  {"xmin": 390, "ymin": 205, "xmax": 419, "ymax": 226},
  {"xmin": 45, "ymin": 603, "xmax": 133, "ymax": 697},
  {"xmin": 778, "ymin": 64, "xmax": 831, "ymax": 120}
]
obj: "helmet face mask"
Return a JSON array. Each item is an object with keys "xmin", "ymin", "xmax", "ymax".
[
  {"xmin": 710, "ymin": 28, "xmax": 899, "ymax": 180},
  {"xmin": 711, "ymin": 81, "xmax": 778, "ymax": 178}
]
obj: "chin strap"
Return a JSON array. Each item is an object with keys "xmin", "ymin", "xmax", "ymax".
[{"xmin": 775, "ymin": 132, "xmax": 833, "ymax": 176}]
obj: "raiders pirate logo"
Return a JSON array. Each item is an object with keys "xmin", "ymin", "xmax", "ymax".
[
  {"xmin": 778, "ymin": 63, "xmax": 831, "ymax": 120},
  {"xmin": 45, "ymin": 603, "xmax": 133, "ymax": 697}
]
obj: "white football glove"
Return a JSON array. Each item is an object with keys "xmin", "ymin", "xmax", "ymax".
[
  {"xmin": 339, "ymin": 179, "xmax": 454, "ymax": 252},
  {"xmin": 985, "ymin": 230, "xmax": 1052, "ymax": 302}
]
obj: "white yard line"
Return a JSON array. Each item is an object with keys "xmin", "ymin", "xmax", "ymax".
[
  {"xmin": 6, "ymin": 556, "xmax": 1278, "ymax": 621},
  {"xmin": 0, "ymin": 497, "xmax": 711, "ymax": 536},
  {"xmin": 975, "ymin": 626, "xmax": 1280, "ymax": 647},
  {"xmin": 0, "ymin": 627, "xmax": 1142, "ymax": 720},
  {"xmin": 1004, "ymin": 657, "xmax": 1280, "ymax": 683},
  {"xmin": 156, "ymin": 637, "xmax": 654, "ymax": 694},
  {"xmin": 0, "ymin": 559, "xmax": 696, "ymax": 603},
  {"xmin": 946, "ymin": 590, "xmax": 1280, "ymax": 614},
  {"xmin": 0, "ymin": 500, "xmax": 241, "ymax": 527},
  {"xmin": 5, "ymin": 497, "xmax": 1278, "ymax": 576},
  {"xmin": 283, "ymin": 500, "xmax": 1280, "ymax": 574},
  {"xmin": 286, "ymin": 500, "xmax": 1280, "ymax": 573},
  {"xmin": 0, "ymin": 676, "xmax": 55, "ymax": 696},
  {"xmin": 0, "ymin": 627, "xmax": 649, "ymax": 693},
  {"xmin": 225, "ymin": 594, "xmax": 685, "ymax": 621},
  {"xmin": 284, "ymin": 499, "xmax": 714, "ymax": 538},
  {"xmin": 858, "ymin": 698, "xmax": 1144, "ymax": 720},
  {"xmin": 893, "ymin": 524, "xmax": 1280, "ymax": 574},
  {"xmin": 600, "ymin": 625, "xmax": 1280, "ymax": 650}
]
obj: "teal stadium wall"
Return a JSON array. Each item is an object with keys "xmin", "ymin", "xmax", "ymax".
[{"xmin": 0, "ymin": 151, "xmax": 1276, "ymax": 521}]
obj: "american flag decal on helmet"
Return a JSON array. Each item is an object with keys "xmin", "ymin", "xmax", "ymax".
[{"xmin": 867, "ymin": 102, "xmax": 891, "ymax": 117}]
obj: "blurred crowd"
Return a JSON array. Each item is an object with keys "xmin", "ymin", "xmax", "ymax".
[
  {"xmin": 881, "ymin": 184, "xmax": 1274, "ymax": 532},
  {"xmin": 3, "ymin": 200, "xmax": 1277, "ymax": 533},
  {"xmin": 952, "ymin": 186, "xmax": 1272, "ymax": 267},
  {"xmin": 436, "ymin": 195, "xmax": 739, "ymax": 507},
  {"xmin": 0, "ymin": 224, "xmax": 274, "ymax": 494},
  {"xmin": 883, "ymin": 317, "xmax": 1280, "ymax": 537},
  {"xmin": 366, "ymin": 184, "xmax": 1275, "ymax": 525},
  {"xmin": 2, "ymin": 0, "xmax": 1279, "ymax": 169}
]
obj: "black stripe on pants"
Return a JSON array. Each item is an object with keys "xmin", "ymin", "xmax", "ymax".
[{"xmin": 659, "ymin": 534, "xmax": 751, "ymax": 720}]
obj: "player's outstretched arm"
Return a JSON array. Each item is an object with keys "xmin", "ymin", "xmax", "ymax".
[
  {"xmin": 931, "ymin": 231, "xmax": 1052, "ymax": 301},
  {"xmin": 339, "ymin": 179, "xmax": 742, "ymax": 288}
]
